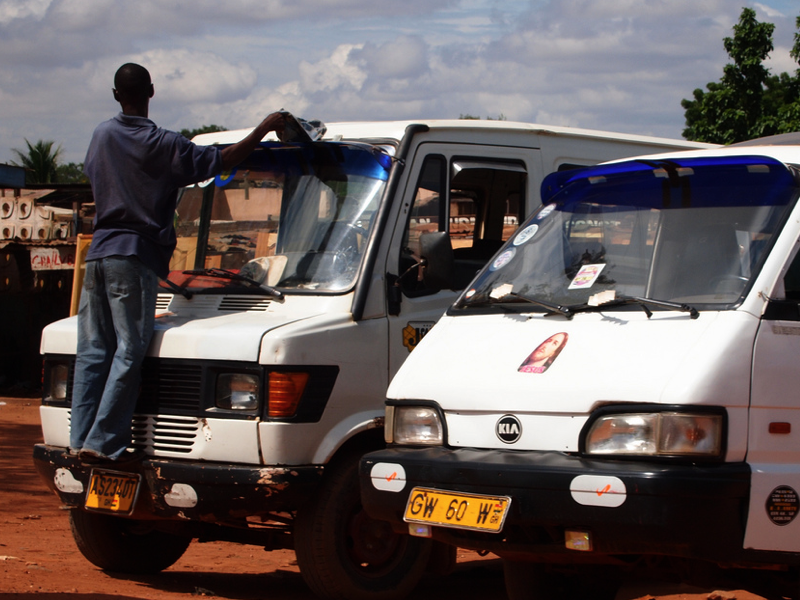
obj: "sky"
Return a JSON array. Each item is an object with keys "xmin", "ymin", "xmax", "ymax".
[{"xmin": 2, "ymin": 0, "xmax": 800, "ymax": 166}]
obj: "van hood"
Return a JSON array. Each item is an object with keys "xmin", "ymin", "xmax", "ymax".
[
  {"xmin": 40, "ymin": 293, "xmax": 333, "ymax": 362},
  {"xmin": 388, "ymin": 309, "xmax": 759, "ymax": 415},
  {"xmin": 149, "ymin": 310, "xmax": 315, "ymax": 362}
]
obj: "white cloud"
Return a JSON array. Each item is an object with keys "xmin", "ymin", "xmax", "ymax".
[
  {"xmin": 135, "ymin": 49, "xmax": 258, "ymax": 104},
  {"xmin": 299, "ymin": 44, "xmax": 368, "ymax": 93},
  {"xmin": 754, "ymin": 2, "xmax": 786, "ymax": 19},
  {"xmin": 353, "ymin": 36, "xmax": 430, "ymax": 80},
  {"xmin": 3, "ymin": 0, "xmax": 800, "ymax": 165},
  {"xmin": 0, "ymin": 0, "xmax": 51, "ymax": 25}
]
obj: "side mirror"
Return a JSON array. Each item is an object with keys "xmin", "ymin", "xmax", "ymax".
[{"xmin": 419, "ymin": 231, "xmax": 455, "ymax": 292}]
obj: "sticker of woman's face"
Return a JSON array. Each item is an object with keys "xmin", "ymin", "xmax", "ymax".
[{"xmin": 518, "ymin": 332, "xmax": 569, "ymax": 374}]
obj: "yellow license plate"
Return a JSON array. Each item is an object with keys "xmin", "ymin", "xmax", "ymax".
[
  {"xmin": 85, "ymin": 469, "xmax": 141, "ymax": 514},
  {"xmin": 404, "ymin": 487, "xmax": 511, "ymax": 533}
]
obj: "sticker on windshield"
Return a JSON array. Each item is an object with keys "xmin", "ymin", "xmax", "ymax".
[
  {"xmin": 518, "ymin": 332, "xmax": 568, "ymax": 374},
  {"xmin": 536, "ymin": 204, "xmax": 556, "ymax": 220},
  {"xmin": 513, "ymin": 224, "xmax": 539, "ymax": 246},
  {"xmin": 215, "ymin": 168, "xmax": 238, "ymax": 187},
  {"xmin": 490, "ymin": 249, "xmax": 515, "ymax": 271},
  {"xmin": 568, "ymin": 264, "xmax": 605, "ymax": 290},
  {"xmin": 490, "ymin": 283, "xmax": 513, "ymax": 299}
]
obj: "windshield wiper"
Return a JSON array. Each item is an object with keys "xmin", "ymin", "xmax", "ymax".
[
  {"xmin": 568, "ymin": 295, "xmax": 699, "ymax": 319},
  {"xmin": 494, "ymin": 292, "xmax": 574, "ymax": 319},
  {"xmin": 161, "ymin": 276, "xmax": 193, "ymax": 299},
  {"xmin": 183, "ymin": 268, "xmax": 285, "ymax": 302}
]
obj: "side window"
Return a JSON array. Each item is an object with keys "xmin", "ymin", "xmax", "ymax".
[
  {"xmin": 784, "ymin": 250, "xmax": 800, "ymax": 300},
  {"xmin": 400, "ymin": 155, "xmax": 526, "ymax": 295},
  {"xmin": 402, "ymin": 155, "xmax": 445, "ymax": 260}
]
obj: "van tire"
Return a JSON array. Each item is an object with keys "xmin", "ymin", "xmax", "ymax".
[
  {"xmin": 69, "ymin": 509, "xmax": 191, "ymax": 573},
  {"xmin": 294, "ymin": 457, "xmax": 432, "ymax": 600}
]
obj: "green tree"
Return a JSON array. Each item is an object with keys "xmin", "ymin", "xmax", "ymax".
[
  {"xmin": 55, "ymin": 162, "xmax": 87, "ymax": 184},
  {"xmin": 10, "ymin": 139, "xmax": 62, "ymax": 184},
  {"xmin": 682, "ymin": 8, "xmax": 800, "ymax": 143},
  {"xmin": 774, "ymin": 15, "xmax": 800, "ymax": 132},
  {"xmin": 459, "ymin": 114, "xmax": 507, "ymax": 121},
  {"xmin": 180, "ymin": 124, "xmax": 227, "ymax": 139}
]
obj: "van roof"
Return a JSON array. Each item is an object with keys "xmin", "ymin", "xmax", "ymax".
[
  {"xmin": 191, "ymin": 119, "xmax": 716, "ymax": 151},
  {"xmin": 604, "ymin": 134, "xmax": 800, "ymax": 166}
]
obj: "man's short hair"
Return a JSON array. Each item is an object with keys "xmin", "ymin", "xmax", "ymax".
[{"xmin": 114, "ymin": 63, "xmax": 152, "ymax": 100}]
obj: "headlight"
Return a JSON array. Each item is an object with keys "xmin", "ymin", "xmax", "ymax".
[
  {"xmin": 584, "ymin": 411, "xmax": 723, "ymax": 458},
  {"xmin": 389, "ymin": 405, "xmax": 444, "ymax": 446},
  {"xmin": 46, "ymin": 362, "xmax": 69, "ymax": 402},
  {"xmin": 215, "ymin": 373, "xmax": 260, "ymax": 411}
]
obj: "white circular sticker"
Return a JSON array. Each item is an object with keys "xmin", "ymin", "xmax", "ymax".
[
  {"xmin": 370, "ymin": 462, "xmax": 407, "ymax": 493},
  {"xmin": 490, "ymin": 248, "xmax": 516, "ymax": 271},
  {"xmin": 536, "ymin": 203, "xmax": 556, "ymax": 220},
  {"xmin": 513, "ymin": 224, "xmax": 539, "ymax": 246},
  {"xmin": 570, "ymin": 475, "xmax": 626, "ymax": 508}
]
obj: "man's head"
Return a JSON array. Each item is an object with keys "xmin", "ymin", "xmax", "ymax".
[{"xmin": 113, "ymin": 63, "xmax": 154, "ymax": 111}]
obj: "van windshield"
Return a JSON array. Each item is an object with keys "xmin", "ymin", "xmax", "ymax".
[
  {"xmin": 169, "ymin": 141, "xmax": 391, "ymax": 293},
  {"xmin": 457, "ymin": 155, "xmax": 800, "ymax": 313}
]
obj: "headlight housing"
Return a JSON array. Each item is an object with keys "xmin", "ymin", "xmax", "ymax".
[
  {"xmin": 215, "ymin": 373, "xmax": 260, "ymax": 411},
  {"xmin": 584, "ymin": 410, "xmax": 723, "ymax": 458},
  {"xmin": 45, "ymin": 362, "xmax": 70, "ymax": 403},
  {"xmin": 387, "ymin": 405, "xmax": 444, "ymax": 446}
]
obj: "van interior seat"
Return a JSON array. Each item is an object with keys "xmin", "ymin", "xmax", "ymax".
[{"xmin": 649, "ymin": 217, "xmax": 744, "ymax": 301}]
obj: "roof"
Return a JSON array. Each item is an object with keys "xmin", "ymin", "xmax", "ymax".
[
  {"xmin": 730, "ymin": 132, "xmax": 800, "ymax": 147},
  {"xmin": 602, "ymin": 135, "xmax": 800, "ymax": 167},
  {"xmin": 192, "ymin": 119, "xmax": 716, "ymax": 151}
]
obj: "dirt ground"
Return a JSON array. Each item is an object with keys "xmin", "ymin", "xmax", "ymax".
[{"xmin": 0, "ymin": 393, "xmax": 783, "ymax": 600}]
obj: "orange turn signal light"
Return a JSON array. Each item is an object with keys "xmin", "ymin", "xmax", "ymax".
[{"xmin": 268, "ymin": 372, "xmax": 309, "ymax": 418}]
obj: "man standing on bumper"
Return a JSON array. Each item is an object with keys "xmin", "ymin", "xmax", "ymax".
[{"xmin": 71, "ymin": 62, "xmax": 284, "ymax": 464}]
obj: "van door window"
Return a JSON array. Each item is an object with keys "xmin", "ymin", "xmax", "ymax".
[
  {"xmin": 783, "ymin": 250, "xmax": 800, "ymax": 300},
  {"xmin": 400, "ymin": 156, "xmax": 526, "ymax": 295}
]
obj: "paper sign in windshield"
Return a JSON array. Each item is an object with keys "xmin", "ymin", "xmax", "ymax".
[{"xmin": 569, "ymin": 264, "xmax": 605, "ymax": 290}]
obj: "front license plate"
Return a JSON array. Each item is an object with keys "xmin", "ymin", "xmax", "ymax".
[
  {"xmin": 404, "ymin": 487, "xmax": 511, "ymax": 533},
  {"xmin": 85, "ymin": 469, "xmax": 141, "ymax": 515}
]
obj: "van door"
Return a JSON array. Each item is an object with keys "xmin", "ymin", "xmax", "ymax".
[
  {"xmin": 386, "ymin": 143, "xmax": 540, "ymax": 378},
  {"xmin": 745, "ymin": 246, "xmax": 800, "ymax": 552}
]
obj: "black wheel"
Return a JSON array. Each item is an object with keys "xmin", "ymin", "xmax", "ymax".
[
  {"xmin": 504, "ymin": 561, "xmax": 621, "ymax": 600},
  {"xmin": 69, "ymin": 509, "xmax": 191, "ymax": 573},
  {"xmin": 294, "ymin": 457, "xmax": 432, "ymax": 600}
]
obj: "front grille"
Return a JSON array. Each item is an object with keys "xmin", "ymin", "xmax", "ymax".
[
  {"xmin": 52, "ymin": 356, "xmax": 268, "ymax": 457},
  {"xmin": 219, "ymin": 296, "xmax": 272, "ymax": 311},
  {"xmin": 131, "ymin": 414, "xmax": 201, "ymax": 454},
  {"xmin": 137, "ymin": 361, "xmax": 203, "ymax": 413},
  {"xmin": 156, "ymin": 293, "xmax": 272, "ymax": 312}
]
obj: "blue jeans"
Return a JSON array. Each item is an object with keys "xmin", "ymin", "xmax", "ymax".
[{"xmin": 70, "ymin": 256, "xmax": 157, "ymax": 459}]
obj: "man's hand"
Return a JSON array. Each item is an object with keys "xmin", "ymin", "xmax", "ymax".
[{"xmin": 220, "ymin": 112, "xmax": 287, "ymax": 170}]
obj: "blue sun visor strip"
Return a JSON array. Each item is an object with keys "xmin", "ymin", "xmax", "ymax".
[
  {"xmin": 214, "ymin": 141, "xmax": 392, "ymax": 186},
  {"xmin": 539, "ymin": 155, "xmax": 800, "ymax": 210}
]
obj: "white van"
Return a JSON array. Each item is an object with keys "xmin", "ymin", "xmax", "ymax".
[
  {"xmin": 360, "ymin": 134, "xmax": 800, "ymax": 599},
  {"xmin": 32, "ymin": 119, "xmax": 709, "ymax": 600}
]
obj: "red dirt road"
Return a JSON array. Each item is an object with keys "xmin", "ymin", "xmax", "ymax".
[{"xmin": 0, "ymin": 394, "xmax": 778, "ymax": 600}]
